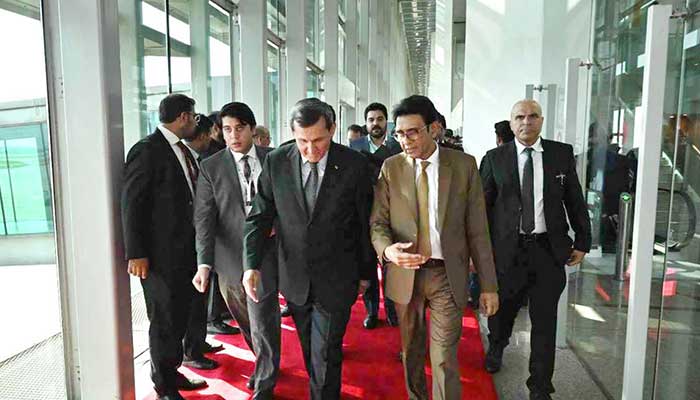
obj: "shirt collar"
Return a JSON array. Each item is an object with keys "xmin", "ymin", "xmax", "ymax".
[
  {"xmin": 410, "ymin": 142, "xmax": 440, "ymax": 166},
  {"xmin": 231, "ymin": 145, "xmax": 257, "ymax": 162},
  {"xmin": 515, "ymin": 136, "xmax": 543, "ymax": 154},
  {"xmin": 369, "ymin": 134, "xmax": 387, "ymax": 147},
  {"xmin": 159, "ymin": 124, "xmax": 181, "ymax": 145},
  {"xmin": 301, "ymin": 149, "xmax": 329, "ymax": 171}
]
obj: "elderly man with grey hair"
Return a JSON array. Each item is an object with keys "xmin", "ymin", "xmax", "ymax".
[
  {"xmin": 480, "ymin": 99, "xmax": 591, "ymax": 400},
  {"xmin": 242, "ymin": 98, "xmax": 376, "ymax": 400}
]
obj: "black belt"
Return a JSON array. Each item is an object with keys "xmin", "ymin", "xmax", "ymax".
[
  {"xmin": 519, "ymin": 232, "xmax": 548, "ymax": 243},
  {"xmin": 422, "ymin": 258, "xmax": 445, "ymax": 269}
]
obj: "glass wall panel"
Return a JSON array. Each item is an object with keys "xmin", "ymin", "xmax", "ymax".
[
  {"xmin": 651, "ymin": 2, "xmax": 700, "ymax": 399},
  {"xmin": 209, "ymin": 1, "xmax": 232, "ymax": 111},
  {"xmin": 267, "ymin": 43, "xmax": 281, "ymax": 146},
  {"xmin": 570, "ymin": 1, "xmax": 700, "ymax": 399},
  {"xmin": 305, "ymin": 0, "xmax": 324, "ymax": 67},
  {"xmin": 0, "ymin": 1, "xmax": 65, "ymax": 398},
  {"xmin": 306, "ymin": 67, "xmax": 322, "ymax": 98},
  {"xmin": 267, "ymin": 0, "xmax": 287, "ymax": 40},
  {"xmin": 118, "ymin": 2, "xmax": 236, "ymax": 396}
]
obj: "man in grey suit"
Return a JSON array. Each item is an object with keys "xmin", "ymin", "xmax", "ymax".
[{"xmin": 191, "ymin": 102, "xmax": 279, "ymax": 400}]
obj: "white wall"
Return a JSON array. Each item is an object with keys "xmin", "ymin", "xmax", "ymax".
[{"xmin": 461, "ymin": 0, "xmax": 593, "ymax": 162}]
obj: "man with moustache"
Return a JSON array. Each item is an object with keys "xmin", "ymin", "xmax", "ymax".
[
  {"xmin": 350, "ymin": 102, "xmax": 402, "ymax": 329},
  {"xmin": 190, "ymin": 102, "xmax": 280, "ymax": 399},
  {"xmin": 480, "ymin": 100, "xmax": 591, "ymax": 400},
  {"xmin": 243, "ymin": 98, "xmax": 375, "ymax": 399},
  {"xmin": 121, "ymin": 94, "xmax": 207, "ymax": 399}
]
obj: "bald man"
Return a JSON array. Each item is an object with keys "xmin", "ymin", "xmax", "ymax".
[{"xmin": 479, "ymin": 100, "xmax": 591, "ymax": 400}]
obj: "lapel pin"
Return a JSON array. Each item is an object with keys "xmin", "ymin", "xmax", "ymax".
[
  {"xmin": 334, "ymin": 165, "xmax": 339, "ymax": 170},
  {"xmin": 556, "ymin": 173, "xmax": 566, "ymax": 185}
]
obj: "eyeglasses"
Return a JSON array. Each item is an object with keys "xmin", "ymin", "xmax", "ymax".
[{"xmin": 392, "ymin": 125, "xmax": 428, "ymax": 141}]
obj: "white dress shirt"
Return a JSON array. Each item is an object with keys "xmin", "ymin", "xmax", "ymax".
[
  {"xmin": 231, "ymin": 146, "xmax": 262, "ymax": 215},
  {"xmin": 159, "ymin": 124, "xmax": 196, "ymax": 196},
  {"xmin": 199, "ymin": 146, "xmax": 261, "ymax": 271},
  {"xmin": 515, "ymin": 137, "xmax": 547, "ymax": 234},
  {"xmin": 412, "ymin": 144, "xmax": 443, "ymax": 260},
  {"xmin": 368, "ymin": 134, "xmax": 388, "ymax": 154},
  {"xmin": 301, "ymin": 151, "xmax": 328, "ymax": 196}
]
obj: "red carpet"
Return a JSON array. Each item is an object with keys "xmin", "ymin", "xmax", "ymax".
[{"xmin": 145, "ymin": 298, "xmax": 497, "ymax": 400}]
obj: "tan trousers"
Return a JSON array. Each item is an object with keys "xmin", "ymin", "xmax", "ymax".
[{"xmin": 395, "ymin": 267, "xmax": 464, "ymax": 400}]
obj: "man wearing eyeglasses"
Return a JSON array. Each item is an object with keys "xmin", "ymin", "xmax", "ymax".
[
  {"xmin": 191, "ymin": 102, "xmax": 280, "ymax": 399},
  {"xmin": 349, "ymin": 102, "xmax": 402, "ymax": 329},
  {"xmin": 370, "ymin": 95, "xmax": 499, "ymax": 400},
  {"xmin": 122, "ymin": 94, "xmax": 207, "ymax": 399}
]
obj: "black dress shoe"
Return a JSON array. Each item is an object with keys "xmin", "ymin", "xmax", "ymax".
[
  {"xmin": 530, "ymin": 390, "xmax": 553, "ymax": 400},
  {"xmin": 207, "ymin": 320, "xmax": 240, "ymax": 335},
  {"xmin": 175, "ymin": 374, "xmax": 208, "ymax": 391},
  {"xmin": 182, "ymin": 355, "xmax": 219, "ymax": 370},
  {"xmin": 363, "ymin": 314, "xmax": 378, "ymax": 329},
  {"xmin": 386, "ymin": 314, "xmax": 399, "ymax": 327},
  {"xmin": 201, "ymin": 341, "xmax": 224, "ymax": 353},
  {"xmin": 246, "ymin": 376, "xmax": 255, "ymax": 390},
  {"xmin": 280, "ymin": 305, "xmax": 291, "ymax": 317},
  {"xmin": 157, "ymin": 393, "xmax": 185, "ymax": 400},
  {"xmin": 485, "ymin": 344, "xmax": 504, "ymax": 374}
]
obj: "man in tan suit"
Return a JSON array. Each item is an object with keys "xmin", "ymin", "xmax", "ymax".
[{"xmin": 370, "ymin": 95, "xmax": 499, "ymax": 400}]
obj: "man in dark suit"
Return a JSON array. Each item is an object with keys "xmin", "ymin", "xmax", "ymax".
[
  {"xmin": 243, "ymin": 98, "xmax": 375, "ymax": 400},
  {"xmin": 349, "ymin": 102, "xmax": 402, "ymax": 329},
  {"xmin": 480, "ymin": 100, "xmax": 592, "ymax": 400},
  {"xmin": 121, "ymin": 94, "xmax": 207, "ymax": 400}
]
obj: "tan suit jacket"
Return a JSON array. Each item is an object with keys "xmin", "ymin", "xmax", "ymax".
[{"xmin": 370, "ymin": 147, "xmax": 498, "ymax": 308}]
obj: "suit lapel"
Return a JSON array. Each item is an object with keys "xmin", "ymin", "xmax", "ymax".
[
  {"xmin": 400, "ymin": 154, "xmax": 418, "ymax": 222},
  {"xmin": 288, "ymin": 145, "xmax": 309, "ymax": 220},
  {"xmin": 506, "ymin": 141, "xmax": 521, "ymax": 202},
  {"xmin": 223, "ymin": 150, "xmax": 246, "ymax": 213},
  {"xmin": 541, "ymin": 139, "xmax": 554, "ymax": 202},
  {"xmin": 310, "ymin": 143, "xmax": 339, "ymax": 222},
  {"xmin": 155, "ymin": 129, "xmax": 192, "ymax": 201},
  {"xmin": 437, "ymin": 150, "xmax": 452, "ymax": 234}
]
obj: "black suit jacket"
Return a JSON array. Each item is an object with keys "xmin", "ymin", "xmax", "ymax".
[
  {"xmin": 244, "ymin": 142, "xmax": 376, "ymax": 312},
  {"xmin": 349, "ymin": 135, "xmax": 402, "ymax": 184},
  {"xmin": 194, "ymin": 146, "xmax": 278, "ymax": 299},
  {"xmin": 480, "ymin": 139, "xmax": 591, "ymax": 292},
  {"xmin": 121, "ymin": 128, "xmax": 197, "ymax": 271}
]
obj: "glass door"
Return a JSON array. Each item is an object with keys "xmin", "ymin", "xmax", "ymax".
[
  {"xmin": 0, "ymin": 0, "xmax": 67, "ymax": 398},
  {"xmin": 651, "ymin": 1, "xmax": 700, "ymax": 399}
]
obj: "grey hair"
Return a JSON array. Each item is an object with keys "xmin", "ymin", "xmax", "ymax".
[{"xmin": 289, "ymin": 97, "xmax": 336, "ymax": 131}]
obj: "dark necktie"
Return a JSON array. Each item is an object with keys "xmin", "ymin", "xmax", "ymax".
[
  {"xmin": 176, "ymin": 141, "xmax": 199, "ymax": 193},
  {"xmin": 521, "ymin": 147, "xmax": 535, "ymax": 234},
  {"xmin": 304, "ymin": 162, "xmax": 319, "ymax": 215},
  {"xmin": 241, "ymin": 155, "xmax": 255, "ymax": 203}
]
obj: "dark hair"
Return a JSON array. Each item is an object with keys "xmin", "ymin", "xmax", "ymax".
[
  {"xmin": 289, "ymin": 97, "xmax": 335, "ymax": 130},
  {"xmin": 159, "ymin": 94, "xmax": 195, "ymax": 123},
  {"xmin": 436, "ymin": 113, "xmax": 447, "ymax": 129},
  {"xmin": 364, "ymin": 102, "xmax": 388, "ymax": 120},
  {"xmin": 494, "ymin": 120, "xmax": 515, "ymax": 143},
  {"xmin": 347, "ymin": 124, "xmax": 364, "ymax": 135},
  {"xmin": 392, "ymin": 95, "xmax": 438, "ymax": 125},
  {"xmin": 208, "ymin": 111, "xmax": 221, "ymax": 130},
  {"xmin": 219, "ymin": 102, "xmax": 256, "ymax": 128},
  {"xmin": 193, "ymin": 114, "xmax": 214, "ymax": 138}
]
